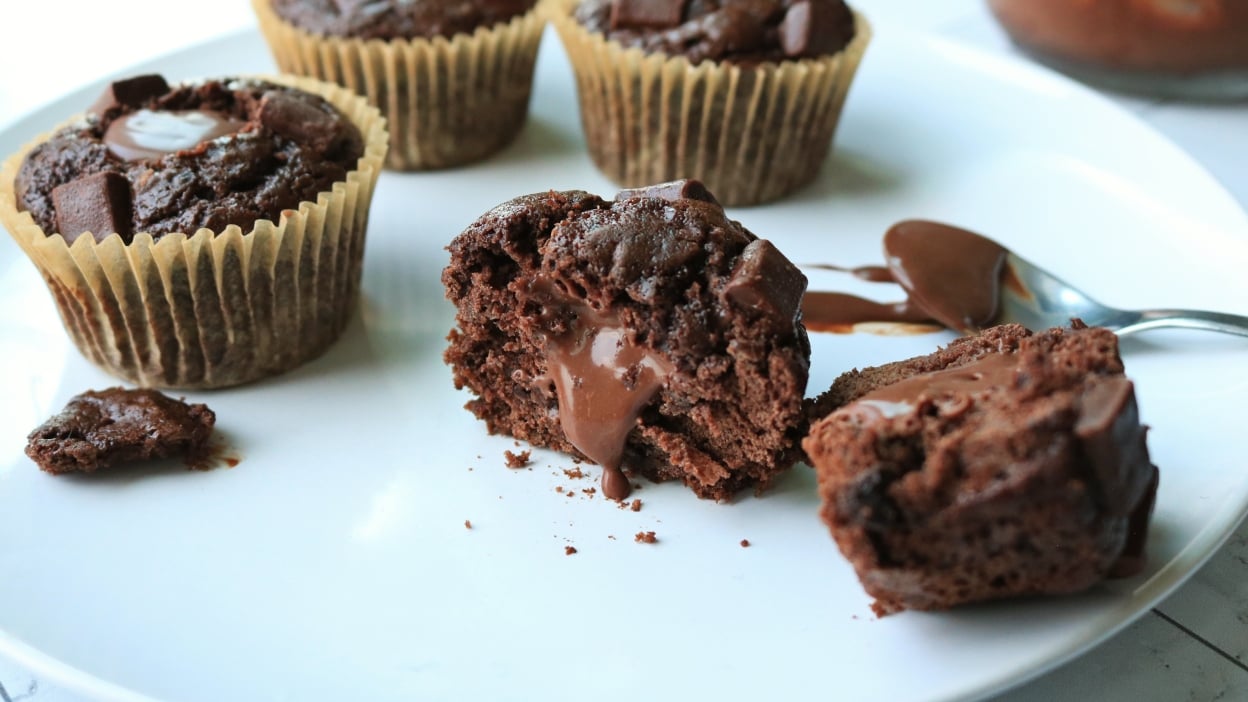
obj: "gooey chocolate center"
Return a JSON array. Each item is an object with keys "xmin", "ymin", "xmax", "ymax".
[{"xmin": 532, "ymin": 276, "xmax": 672, "ymax": 501}]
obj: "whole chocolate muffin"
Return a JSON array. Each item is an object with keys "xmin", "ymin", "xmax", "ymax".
[
  {"xmin": 0, "ymin": 73, "xmax": 387, "ymax": 389},
  {"xmin": 270, "ymin": 0, "xmax": 537, "ymax": 39},
  {"xmin": 15, "ymin": 75, "xmax": 363, "ymax": 241},
  {"xmin": 551, "ymin": 0, "xmax": 871, "ymax": 206},
  {"xmin": 253, "ymin": 0, "xmax": 548, "ymax": 170},
  {"xmin": 444, "ymin": 180, "xmax": 811, "ymax": 500},
  {"xmin": 575, "ymin": 0, "xmax": 857, "ymax": 65},
  {"xmin": 804, "ymin": 323, "xmax": 1159, "ymax": 615}
]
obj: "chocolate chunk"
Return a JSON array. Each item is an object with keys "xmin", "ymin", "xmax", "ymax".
[
  {"xmin": 51, "ymin": 172, "xmax": 133, "ymax": 244},
  {"xmin": 614, "ymin": 179, "xmax": 719, "ymax": 205},
  {"xmin": 257, "ymin": 91, "xmax": 337, "ymax": 151},
  {"xmin": 721, "ymin": 238, "xmax": 807, "ymax": 336},
  {"xmin": 25, "ymin": 388, "xmax": 216, "ymax": 475},
  {"xmin": 610, "ymin": 0, "xmax": 687, "ymax": 29},
  {"xmin": 1075, "ymin": 376, "xmax": 1154, "ymax": 515},
  {"xmin": 88, "ymin": 74, "xmax": 169, "ymax": 118},
  {"xmin": 780, "ymin": 0, "xmax": 846, "ymax": 57}
]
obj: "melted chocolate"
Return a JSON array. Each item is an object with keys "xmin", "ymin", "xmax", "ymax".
[
  {"xmin": 802, "ymin": 220, "xmax": 1012, "ymax": 334},
  {"xmin": 883, "ymin": 220, "xmax": 1009, "ymax": 332},
  {"xmin": 533, "ymin": 277, "xmax": 672, "ymax": 501},
  {"xmin": 856, "ymin": 352, "xmax": 1021, "ymax": 415},
  {"xmin": 103, "ymin": 109, "xmax": 246, "ymax": 162},
  {"xmin": 804, "ymin": 263, "xmax": 894, "ymax": 283},
  {"xmin": 801, "ymin": 292, "xmax": 933, "ymax": 333}
]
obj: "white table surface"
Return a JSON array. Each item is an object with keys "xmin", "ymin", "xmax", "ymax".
[{"xmin": 0, "ymin": 2, "xmax": 1244, "ymax": 701}]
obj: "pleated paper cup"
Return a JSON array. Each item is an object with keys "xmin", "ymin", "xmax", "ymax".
[
  {"xmin": 551, "ymin": 3, "xmax": 872, "ymax": 206},
  {"xmin": 252, "ymin": 0, "xmax": 547, "ymax": 171},
  {"xmin": 0, "ymin": 75, "xmax": 388, "ymax": 390}
]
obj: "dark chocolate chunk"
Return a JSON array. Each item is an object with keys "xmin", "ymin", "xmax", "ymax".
[
  {"xmin": 1076, "ymin": 376, "xmax": 1154, "ymax": 515},
  {"xmin": 721, "ymin": 238, "xmax": 807, "ymax": 336},
  {"xmin": 780, "ymin": 0, "xmax": 853, "ymax": 57},
  {"xmin": 610, "ymin": 0, "xmax": 687, "ymax": 29},
  {"xmin": 258, "ymin": 92, "xmax": 337, "ymax": 151},
  {"xmin": 614, "ymin": 179, "xmax": 719, "ymax": 205},
  {"xmin": 88, "ymin": 74, "xmax": 170, "ymax": 118},
  {"xmin": 51, "ymin": 172, "xmax": 133, "ymax": 243},
  {"xmin": 25, "ymin": 388, "xmax": 216, "ymax": 475}
]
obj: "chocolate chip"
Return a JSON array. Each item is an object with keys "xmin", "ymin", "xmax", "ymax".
[
  {"xmin": 721, "ymin": 239, "xmax": 807, "ymax": 336},
  {"xmin": 51, "ymin": 172, "xmax": 134, "ymax": 244},
  {"xmin": 88, "ymin": 75, "xmax": 169, "ymax": 118},
  {"xmin": 615, "ymin": 179, "xmax": 719, "ymax": 206},
  {"xmin": 610, "ymin": 0, "xmax": 687, "ymax": 30},
  {"xmin": 51, "ymin": 171, "xmax": 132, "ymax": 243},
  {"xmin": 257, "ymin": 92, "xmax": 337, "ymax": 151},
  {"xmin": 780, "ymin": 0, "xmax": 849, "ymax": 57}
]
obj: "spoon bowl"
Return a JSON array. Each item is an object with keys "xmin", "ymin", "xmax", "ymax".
[{"xmin": 997, "ymin": 252, "xmax": 1248, "ymax": 338}]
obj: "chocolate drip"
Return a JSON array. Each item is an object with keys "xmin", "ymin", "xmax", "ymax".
[
  {"xmin": 533, "ymin": 277, "xmax": 672, "ymax": 501},
  {"xmin": 801, "ymin": 292, "xmax": 934, "ymax": 333}
]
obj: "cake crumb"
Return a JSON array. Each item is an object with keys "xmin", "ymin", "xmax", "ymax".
[
  {"xmin": 630, "ymin": 499, "xmax": 642, "ymax": 512},
  {"xmin": 634, "ymin": 531, "xmax": 658, "ymax": 544},
  {"xmin": 565, "ymin": 546, "xmax": 578, "ymax": 556},
  {"xmin": 581, "ymin": 487, "xmax": 597, "ymax": 497},
  {"xmin": 464, "ymin": 520, "xmax": 473, "ymax": 530},
  {"xmin": 504, "ymin": 450, "xmax": 531, "ymax": 469},
  {"xmin": 740, "ymin": 539, "xmax": 750, "ymax": 548},
  {"xmin": 563, "ymin": 467, "xmax": 585, "ymax": 479},
  {"xmin": 555, "ymin": 486, "xmax": 564, "ymax": 493}
]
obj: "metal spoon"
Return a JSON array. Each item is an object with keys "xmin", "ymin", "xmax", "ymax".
[{"xmin": 997, "ymin": 252, "xmax": 1248, "ymax": 338}]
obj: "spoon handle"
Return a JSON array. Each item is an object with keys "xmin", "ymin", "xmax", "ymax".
[{"xmin": 1117, "ymin": 309, "xmax": 1248, "ymax": 338}]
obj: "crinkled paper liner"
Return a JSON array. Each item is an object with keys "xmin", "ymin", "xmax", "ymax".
[
  {"xmin": 0, "ymin": 74, "xmax": 388, "ymax": 389},
  {"xmin": 252, "ymin": 0, "xmax": 547, "ymax": 171},
  {"xmin": 551, "ymin": 3, "xmax": 872, "ymax": 206}
]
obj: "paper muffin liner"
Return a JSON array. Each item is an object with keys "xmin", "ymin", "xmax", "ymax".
[
  {"xmin": 0, "ymin": 74, "xmax": 388, "ymax": 390},
  {"xmin": 551, "ymin": 3, "xmax": 872, "ymax": 206},
  {"xmin": 252, "ymin": 0, "xmax": 547, "ymax": 171}
]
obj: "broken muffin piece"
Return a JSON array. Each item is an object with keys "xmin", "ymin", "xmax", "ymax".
[
  {"xmin": 804, "ymin": 322, "xmax": 1158, "ymax": 615},
  {"xmin": 26, "ymin": 388, "xmax": 216, "ymax": 474},
  {"xmin": 443, "ymin": 180, "xmax": 811, "ymax": 501}
]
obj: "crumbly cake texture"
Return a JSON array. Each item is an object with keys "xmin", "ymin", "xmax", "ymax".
[
  {"xmin": 804, "ymin": 323, "xmax": 1159, "ymax": 615},
  {"xmin": 270, "ymin": 0, "xmax": 538, "ymax": 40},
  {"xmin": 26, "ymin": 388, "xmax": 216, "ymax": 475},
  {"xmin": 15, "ymin": 78, "xmax": 364, "ymax": 240},
  {"xmin": 443, "ymin": 185, "xmax": 811, "ymax": 500}
]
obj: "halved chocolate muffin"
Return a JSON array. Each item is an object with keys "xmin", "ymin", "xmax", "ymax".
[
  {"xmin": 443, "ymin": 180, "xmax": 811, "ymax": 500},
  {"xmin": 804, "ymin": 322, "xmax": 1158, "ymax": 615}
]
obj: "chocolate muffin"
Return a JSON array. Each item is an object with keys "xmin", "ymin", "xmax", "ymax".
[
  {"xmin": 550, "ymin": 0, "xmax": 871, "ymax": 205},
  {"xmin": 15, "ymin": 76, "xmax": 364, "ymax": 241},
  {"xmin": 804, "ymin": 322, "xmax": 1158, "ymax": 615},
  {"xmin": 575, "ymin": 0, "xmax": 857, "ymax": 65},
  {"xmin": 27, "ymin": 388, "xmax": 216, "ymax": 475},
  {"xmin": 270, "ymin": 0, "xmax": 536, "ymax": 39},
  {"xmin": 0, "ymin": 74, "xmax": 387, "ymax": 389},
  {"xmin": 444, "ymin": 180, "xmax": 811, "ymax": 500},
  {"xmin": 253, "ymin": 0, "xmax": 547, "ymax": 170}
]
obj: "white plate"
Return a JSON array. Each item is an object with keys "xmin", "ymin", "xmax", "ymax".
[{"xmin": 2, "ymin": 24, "xmax": 1247, "ymax": 702}]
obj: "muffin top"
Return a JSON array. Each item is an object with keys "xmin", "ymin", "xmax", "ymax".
[
  {"xmin": 575, "ymin": 0, "xmax": 857, "ymax": 64},
  {"xmin": 14, "ymin": 74, "xmax": 364, "ymax": 243},
  {"xmin": 269, "ymin": 0, "xmax": 538, "ymax": 40}
]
